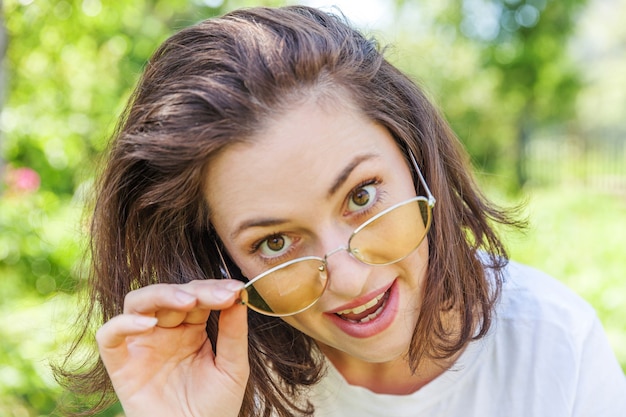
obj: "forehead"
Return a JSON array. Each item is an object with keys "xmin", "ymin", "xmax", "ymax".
[{"xmin": 204, "ymin": 97, "xmax": 406, "ymax": 227}]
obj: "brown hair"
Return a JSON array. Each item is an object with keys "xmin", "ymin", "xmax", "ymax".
[{"xmin": 56, "ymin": 5, "xmax": 520, "ymax": 416}]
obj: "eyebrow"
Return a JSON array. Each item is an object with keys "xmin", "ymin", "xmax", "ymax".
[
  {"xmin": 229, "ymin": 153, "xmax": 378, "ymax": 240},
  {"xmin": 230, "ymin": 217, "xmax": 288, "ymax": 240},
  {"xmin": 326, "ymin": 153, "xmax": 378, "ymax": 198}
]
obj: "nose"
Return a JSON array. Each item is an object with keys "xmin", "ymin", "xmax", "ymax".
[{"xmin": 323, "ymin": 241, "xmax": 371, "ymax": 299}]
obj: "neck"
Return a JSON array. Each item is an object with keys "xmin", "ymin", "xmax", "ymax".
[{"xmin": 318, "ymin": 343, "xmax": 461, "ymax": 395}]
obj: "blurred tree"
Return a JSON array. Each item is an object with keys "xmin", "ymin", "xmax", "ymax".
[
  {"xmin": 448, "ymin": 0, "xmax": 587, "ymax": 186},
  {"xmin": 390, "ymin": 0, "xmax": 586, "ymax": 188},
  {"xmin": 468, "ymin": 0, "xmax": 586, "ymax": 185},
  {"xmin": 0, "ymin": 1, "xmax": 225, "ymax": 415},
  {"xmin": 1, "ymin": 0, "xmax": 5, "ymax": 175}
]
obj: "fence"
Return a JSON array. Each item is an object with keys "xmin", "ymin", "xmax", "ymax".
[{"xmin": 524, "ymin": 131, "xmax": 626, "ymax": 193}]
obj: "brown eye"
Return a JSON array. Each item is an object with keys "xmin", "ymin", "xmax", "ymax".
[
  {"xmin": 259, "ymin": 234, "xmax": 292, "ymax": 257},
  {"xmin": 347, "ymin": 184, "xmax": 378, "ymax": 212},
  {"xmin": 267, "ymin": 235, "xmax": 285, "ymax": 251},
  {"xmin": 352, "ymin": 188, "xmax": 370, "ymax": 206}
]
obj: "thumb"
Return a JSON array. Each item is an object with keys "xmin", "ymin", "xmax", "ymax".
[{"xmin": 214, "ymin": 302, "xmax": 249, "ymax": 381}]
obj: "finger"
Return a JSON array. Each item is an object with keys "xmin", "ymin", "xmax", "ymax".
[
  {"xmin": 182, "ymin": 307, "xmax": 211, "ymax": 325},
  {"xmin": 154, "ymin": 306, "xmax": 210, "ymax": 327},
  {"xmin": 96, "ymin": 315, "xmax": 158, "ymax": 366},
  {"xmin": 123, "ymin": 283, "xmax": 197, "ymax": 315},
  {"xmin": 189, "ymin": 279, "xmax": 245, "ymax": 310},
  {"xmin": 158, "ymin": 280, "xmax": 243, "ymax": 327},
  {"xmin": 173, "ymin": 280, "xmax": 243, "ymax": 326},
  {"xmin": 97, "ymin": 314, "xmax": 159, "ymax": 349},
  {"xmin": 179, "ymin": 281, "xmax": 244, "ymax": 326},
  {"xmin": 123, "ymin": 280, "xmax": 243, "ymax": 316},
  {"xmin": 155, "ymin": 309, "xmax": 190, "ymax": 328},
  {"xmin": 214, "ymin": 302, "xmax": 249, "ymax": 381}
]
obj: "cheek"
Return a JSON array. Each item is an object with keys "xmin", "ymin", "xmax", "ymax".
[
  {"xmin": 229, "ymin": 253, "xmax": 252, "ymax": 278},
  {"xmin": 415, "ymin": 240, "xmax": 429, "ymax": 275},
  {"xmin": 413, "ymin": 243, "xmax": 429, "ymax": 284},
  {"xmin": 404, "ymin": 243, "xmax": 430, "ymax": 306},
  {"xmin": 280, "ymin": 313, "xmax": 321, "ymax": 339}
]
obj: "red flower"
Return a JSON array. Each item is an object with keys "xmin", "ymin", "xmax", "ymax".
[{"xmin": 5, "ymin": 166, "xmax": 41, "ymax": 193}]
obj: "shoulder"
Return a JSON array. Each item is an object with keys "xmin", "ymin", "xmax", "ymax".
[
  {"xmin": 496, "ymin": 260, "xmax": 597, "ymax": 335},
  {"xmin": 490, "ymin": 260, "xmax": 600, "ymax": 364},
  {"xmin": 480, "ymin": 261, "xmax": 626, "ymax": 415}
]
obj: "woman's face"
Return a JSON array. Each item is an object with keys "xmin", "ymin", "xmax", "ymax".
[{"xmin": 205, "ymin": 97, "xmax": 429, "ymax": 364}]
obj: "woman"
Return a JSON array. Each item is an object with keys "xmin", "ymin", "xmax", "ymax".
[{"xmin": 57, "ymin": 5, "xmax": 626, "ymax": 416}]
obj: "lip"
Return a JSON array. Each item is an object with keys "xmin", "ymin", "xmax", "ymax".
[
  {"xmin": 327, "ymin": 280, "xmax": 395, "ymax": 314},
  {"xmin": 324, "ymin": 279, "xmax": 399, "ymax": 338}
]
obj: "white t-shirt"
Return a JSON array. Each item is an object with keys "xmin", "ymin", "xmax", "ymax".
[{"xmin": 309, "ymin": 261, "xmax": 626, "ymax": 416}]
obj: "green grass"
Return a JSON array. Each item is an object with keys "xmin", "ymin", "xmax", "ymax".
[{"xmin": 492, "ymin": 185, "xmax": 626, "ymax": 370}]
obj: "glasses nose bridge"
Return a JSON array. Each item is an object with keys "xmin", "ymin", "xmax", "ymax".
[{"xmin": 324, "ymin": 244, "xmax": 350, "ymax": 262}]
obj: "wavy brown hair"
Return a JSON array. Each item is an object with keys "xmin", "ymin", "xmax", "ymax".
[{"xmin": 56, "ymin": 5, "xmax": 521, "ymax": 416}]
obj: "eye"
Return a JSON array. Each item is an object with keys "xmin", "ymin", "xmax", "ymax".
[
  {"xmin": 258, "ymin": 234, "xmax": 292, "ymax": 257},
  {"xmin": 347, "ymin": 184, "xmax": 378, "ymax": 212}
]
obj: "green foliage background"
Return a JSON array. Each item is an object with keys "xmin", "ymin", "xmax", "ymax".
[{"xmin": 1, "ymin": 0, "xmax": 624, "ymax": 415}]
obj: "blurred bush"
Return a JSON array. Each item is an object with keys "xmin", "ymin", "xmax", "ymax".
[{"xmin": 0, "ymin": 1, "xmax": 229, "ymax": 415}]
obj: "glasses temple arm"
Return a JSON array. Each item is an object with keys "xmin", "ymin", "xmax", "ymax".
[
  {"xmin": 214, "ymin": 242, "xmax": 234, "ymax": 280},
  {"xmin": 408, "ymin": 150, "xmax": 436, "ymax": 206}
]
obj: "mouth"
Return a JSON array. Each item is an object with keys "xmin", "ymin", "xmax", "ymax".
[{"xmin": 335, "ymin": 288, "xmax": 390, "ymax": 324}]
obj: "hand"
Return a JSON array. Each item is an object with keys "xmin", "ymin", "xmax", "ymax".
[{"xmin": 96, "ymin": 279, "xmax": 248, "ymax": 417}]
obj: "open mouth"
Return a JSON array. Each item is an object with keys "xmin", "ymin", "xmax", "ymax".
[{"xmin": 335, "ymin": 288, "xmax": 390, "ymax": 324}]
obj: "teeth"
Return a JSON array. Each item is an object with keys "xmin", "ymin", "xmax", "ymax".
[
  {"xmin": 337, "ymin": 292, "xmax": 385, "ymax": 316},
  {"xmin": 360, "ymin": 305, "xmax": 384, "ymax": 323},
  {"xmin": 343, "ymin": 305, "xmax": 385, "ymax": 324}
]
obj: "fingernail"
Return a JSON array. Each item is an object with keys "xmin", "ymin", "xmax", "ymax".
[
  {"xmin": 212, "ymin": 286, "xmax": 237, "ymax": 302},
  {"xmin": 134, "ymin": 316, "xmax": 158, "ymax": 328},
  {"xmin": 175, "ymin": 290, "xmax": 196, "ymax": 304},
  {"xmin": 222, "ymin": 280, "xmax": 244, "ymax": 292},
  {"xmin": 213, "ymin": 280, "xmax": 243, "ymax": 302}
]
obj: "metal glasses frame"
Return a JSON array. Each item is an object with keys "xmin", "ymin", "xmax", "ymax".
[{"xmin": 216, "ymin": 149, "xmax": 436, "ymax": 316}]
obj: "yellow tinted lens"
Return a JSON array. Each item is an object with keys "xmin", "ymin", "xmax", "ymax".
[
  {"xmin": 243, "ymin": 258, "xmax": 328, "ymax": 316},
  {"xmin": 349, "ymin": 198, "xmax": 431, "ymax": 265}
]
